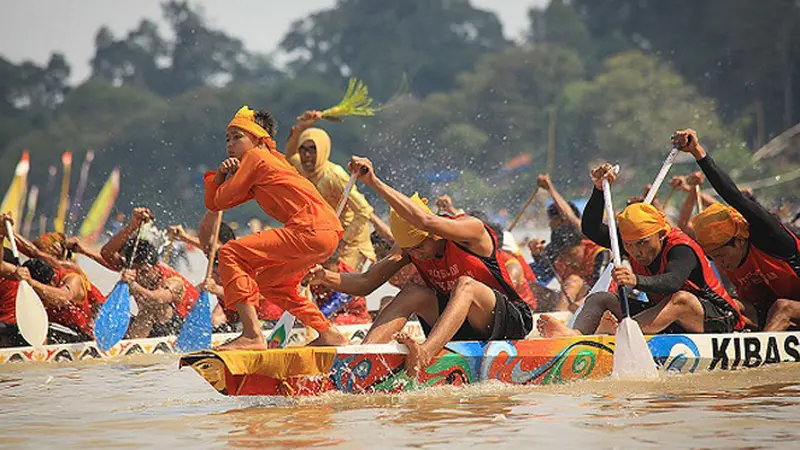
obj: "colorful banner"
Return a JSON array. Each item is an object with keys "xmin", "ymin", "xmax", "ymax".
[
  {"xmin": 1, "ymin": 151, "xmax": 30, "ymax": 231},
  {"xmin": 53, "ymin": 152, "xmax": 73, "ymax": 234},
  {"xmin": 68, "ymin": 151, "xmax": 95, "ymax": 235},
  {"xmin": 79, "ymin": 168, "xmax": 120, "ymax": 243},
  {"xmin": 22, "ymin": 186, "xmax": 39, "ymax": 238}
]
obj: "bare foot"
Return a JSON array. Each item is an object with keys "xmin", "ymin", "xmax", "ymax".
[
  {"xmin": 594, "ymin": 311, "xmax": 619, "ymax": 335},
  {"xmin": 308, "ymin": 327, "xmax": 350, "ymax": 346},
  {"xmin": 395, "ymin": 332, "xmax": 431, "ymax": 378},
  {"xmin": 537, "ymin": 314, "xmax": 581, "ymax": 338},
  {"xmin": 214, "ymin": 333, "xmax": 267, "ymax": 351}
]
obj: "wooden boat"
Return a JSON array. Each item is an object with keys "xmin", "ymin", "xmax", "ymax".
[
  {"xmin": 179, "ymin": 330, "xmax": 800, "ymax": 397},
  {"xmin": 0, "ymin": 322, "xmax": 423, "ymax": 365}
]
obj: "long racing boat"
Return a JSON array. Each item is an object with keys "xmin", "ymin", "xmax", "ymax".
[{"xmin": 179, "ymin": 330, "xmax": 800, "ymax": 397}]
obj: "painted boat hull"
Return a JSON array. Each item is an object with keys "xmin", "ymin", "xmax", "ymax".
[
  {"xmin": 0, "ymin": 322, "xmax": 422, "ymax": 365},
  {"xmin": 179, "ymin": 331, "xmax": 800, "ymax": 397}
]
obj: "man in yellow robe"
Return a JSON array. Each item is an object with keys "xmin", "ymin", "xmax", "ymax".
[{"xmin": 285, "ymin": 111, "xmax": 376, "ymax": 270}]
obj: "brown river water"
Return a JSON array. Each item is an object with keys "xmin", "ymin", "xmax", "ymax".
[{"xmin": 1, "ymin": 253, "xmax": 799, "ymax": 449}]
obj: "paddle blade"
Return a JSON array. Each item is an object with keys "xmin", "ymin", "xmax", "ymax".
[
  {"xmin": 175, "ymin": 291, "xmax": 212, "ymax": 353},
  {"xmin": 15, "ymin": 281, "xmax": 49, "ymax": 347},
  {"xmin": 94, "ymin": 282, "xmax": 131, "ymax": 351},
  {"xmin": 266, "ymin": 311, "xmax": 296, "ymax": 349},
  {"xmin": 589, "ymin": 263, "xmax": 614, "ymax": 295},
  {"xmin": 612, "ymin": 318, "xmax": 659, "ymax": 379}
]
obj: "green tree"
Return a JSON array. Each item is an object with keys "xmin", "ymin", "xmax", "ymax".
[{"xmin": 281, "ymin": 0, "xmax": 509, "ymax": 99}]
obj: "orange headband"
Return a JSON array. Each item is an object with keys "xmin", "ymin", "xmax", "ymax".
[
  {"xmin": 691, "ymin": 203, "xmax": 750, "ymax": 250},
  {"xmin": 617, "ymin": 202, "xmax": 671, "ymax": 241},
  {"xmin": 227, "ymin": 105, "xmax": 276, "ymax": 151}
]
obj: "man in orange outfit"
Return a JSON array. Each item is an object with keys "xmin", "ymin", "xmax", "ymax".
[{"xmin": 205, "ymin": 105, "xmax": 349, "ymax": 349}]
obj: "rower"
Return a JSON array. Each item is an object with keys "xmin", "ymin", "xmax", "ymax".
[
  {"xmin": 307, "ymin": 156, "xmax": 532, "ymax": 377},
  {"xmin": 538, "ymin": 163, "xmax": 743, "ymax": 337},
  {"xmin": 101, "ymin": 208, "xmax": 199, "ymax": 338},
  {"xmin": 285, "ymin": 110, "xmax": 377, "ymax": 270},
  {"xmin": 677, "ymin": 129, "xmax": 800, "ymax": 331}
]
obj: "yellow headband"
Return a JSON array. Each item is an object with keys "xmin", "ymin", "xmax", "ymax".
[
  {"xmin": 617, "ymin": 202, "xmax": 671, "ymax": 241},
  {"xmin": 227, "ymin": 105, "xmax": 276, "ymax": 151},
  {"xmin": 390, "ymin": 193, "xmax": 432, "ymax": 249},
  {"xmin": 691, "ymin": 203, "xmax": 750, "ymax": 250}
]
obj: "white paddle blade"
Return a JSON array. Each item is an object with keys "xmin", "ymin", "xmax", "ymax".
[
  {"xmin": 589, "ymin": 263, "xmax": 614, "ymax": 295},
  {"xmin": 612, "ymin": 318, "xmax": 658, "ymax": 379},
  {"xmin": 15, "ymin": 280, "xmax": 49, "ymax": 347}
]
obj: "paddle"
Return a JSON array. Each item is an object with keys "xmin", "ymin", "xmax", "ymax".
[
  {"xmin": 94, "ymin": 226, "xmax": 144, "ymax": 351},
  {"xmin": 567, "ymin": 262, "xmax": 614, "ymax": 328},
  {"xmin": 175, "ymin": 213, "xmax": 224, "ymax": 352},
  {"xmin": 695, "ymin": 185, "xmax": 704, "ymax": 214},
  {"xmin": 643, "ymin": 148, "xmax": 679, "ymax": 205},
  {"xmin": 602, "ymin": 166, "xmax": 658, "ymax": 378},
  {"xmin": 4, "ymin": 219, "xmax": 49, "ymax": 347},
  {"xmin": 335, "ymin": 166, "xmax": 367, "ymax": 216},
  {"xmin": 508, "ymin": 187, "xmax": 539, "ymax": 232}
]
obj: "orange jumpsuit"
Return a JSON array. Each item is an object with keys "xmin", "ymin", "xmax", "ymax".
[{"xmin": 204, "ymin": 148, "xmax": 343, "ymax": 332}]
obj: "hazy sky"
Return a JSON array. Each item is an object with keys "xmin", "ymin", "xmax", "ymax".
[{"xmin": 0, "ymin": 0, "xmax": 547, "ymax": 84}]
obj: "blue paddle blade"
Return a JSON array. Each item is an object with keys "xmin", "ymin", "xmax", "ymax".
[
  {"xmin": 94, "ymin": 282, "xmax": 131, "ymax": 351},
  {"xmin": 175, "ymin": 290, "xmax": 212, "ymax": 353}
]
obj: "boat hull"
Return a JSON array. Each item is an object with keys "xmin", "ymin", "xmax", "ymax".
[{"xmin": 180, "ymin": 331, "xmax": 800, "ymax": 397}]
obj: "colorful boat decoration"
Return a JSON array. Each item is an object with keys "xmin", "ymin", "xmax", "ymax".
[
  {"xmin": 0, "ymin": 322, "xmax": 423, "ymax": 365},
  {"xmin": 180, "ymin": 331, "xmax": 800, "ymax": 397}
]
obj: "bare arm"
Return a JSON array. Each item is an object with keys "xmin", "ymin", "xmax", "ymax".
[
  {"xmin": 28, "ymin": 274, "xmax": 84, "ymax": 309},
  {"xmin": 539, "ymin": 174, "xmax": 581, "ymax": 229},
  {"xmin": 130, "ymin": 278, "xmax": 182, "ymax": 306},
  {"xmin": 370, "ymin": 213, "xmax": 394, "ymax": 243},
  {"xmin": 101, "ymin": 207, "xmax": 151, "ymax": 271},
  {"xmin": 197, "ymin": 210, "xmax": 222, "ymax": 255},
  {"xmin": 69, "ymin": 239, "xmax": 117, "ymax": 272},
  {"xmin": 312, "ymin": 251, "xmax": 410, "ymax": 297}
]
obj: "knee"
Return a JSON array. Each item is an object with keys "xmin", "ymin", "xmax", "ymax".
[
  {"xmin": 564, "ymin": 274, "xmax": 584, "ymax": 289},
  {"xmin": 585, "ymin": 291, "xmax": 617, "ymax": 308},
  {"xmin": 668, "ymin": 291, "xmax": 696, "ymax": 308},
  {"xmin": 771, "ymin": 298, "xmax": 795, "ymax": 314},
  {"xmin": 452, "ymin": 276, "xmax": 480, "ymax": 297}
]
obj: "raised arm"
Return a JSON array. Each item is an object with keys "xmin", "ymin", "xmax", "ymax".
[
  {"xmin": 285, "ymin": 110, "xmax": 322, "ymax": 161},
  {"xmin": 68, "ymin": 238, "xmax": 117, "ymax": 272},
  {"xmin": 308, "ymin": 251, "xmax": 410, "ymax": 297},
  {"xmin": 26, "ymin": 273, "xmax": 85, "ymax": 309},
  {"xmin": 329, "ymin": 164, "xmax": 373, "ymax": 242},
  {"xmin": 101, "ymin": 207, "xmax": 151, "ymax": 271},
  {"xmin": 370, "ymin": 213, "xmax": 394, "ymax": 243},
  {"xmin": 675, "ymin": 129, "xmax": 796, "ymax": 257},
  {"xmin": 348, "ymin": 156, "xmax": 487, "ymax": 247},
  {"xmin": 538, "ymin": 174, "xmax": 581, "ymax": 229}
]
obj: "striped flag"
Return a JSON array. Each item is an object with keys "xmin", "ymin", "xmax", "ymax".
[
  {"xmin": 53, "ymin": 152, "xmax": 73, "ymax": 233},
  {"xmin": 1, "ymin": 151, "xmax": 30, "ymax": 231},
  {"xmin": 79, "ymin": 168, "xmax": 120, "ymax": 243}
]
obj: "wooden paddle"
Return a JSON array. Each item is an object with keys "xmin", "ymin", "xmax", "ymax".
[
  {"xmin": 4, "ymin": 219, "xmax": 49, "ymax": 347},
  {"xmin": 508, "ymin": 187, "xmax": 539, "ymax": 232},
  {"xmin": 602, "ymin": 166, "xmax": 658, "ymax": 379},
  {"xmin": 335, "ymin": 166, "xmax": 368, "ymax": 217},
  {"xmin": 94, "ymin": 226, "xmax": 144, "ymax": 351},
  {"xmin": 175, "ymin": 213, "xmax": 223, "ymax": 352}
]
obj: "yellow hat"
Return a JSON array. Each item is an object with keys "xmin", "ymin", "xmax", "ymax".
[
  {"xmin": 617, "ymin": 202, "xmax": 671, "ymax": 241},
  {"xmin": 691, "ymin": 203, "xmax": 750, "ymax": 250},
  {"xmin": 227, "ymin": 105, "xmax": 276, "ymax": 151},
  {"xmin": 389, "ymin": 193, "xmax": 432, "ymax": 249}
]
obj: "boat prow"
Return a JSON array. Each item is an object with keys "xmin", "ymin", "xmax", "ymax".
[{"xmin": 180, "ymin": 331, "xmax": 800, "ymax": 397}]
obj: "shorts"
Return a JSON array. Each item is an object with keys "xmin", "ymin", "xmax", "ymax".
[
  {"xmin": 419, "ymin": 288, "xmax": 533, "ymax": 341},
  {"xmin": 628, "ymin": 292, "xmax": 738, "ymax": 334}
]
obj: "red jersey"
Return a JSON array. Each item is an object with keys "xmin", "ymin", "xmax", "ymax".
[
  {"xmin": 629, "ymin": 228, "xmax": 744, "ymax": 330},
  {"xmin": 409, "ymin": 226, "xmax": 522, "ymax": 303},
  {"xmin": 726, "ymin": 228, "xmax": 800, "ymax": 304},
  {"xmin": 48, "ymin": 268, "xmax": 94, "ymax": 335},
  {"xmin": 0, "ymin": 278, "xmax": 19, "ymax": 324},
  {"xmin": 156, "ymin": 264, "xmax": 199, "ymax": 318},
  {"xmin": 497, "ymin": 250, "xmax": 536, "ymax": 310}
]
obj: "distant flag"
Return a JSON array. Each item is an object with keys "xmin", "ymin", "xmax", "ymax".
[
  {"xmin": 1, "ymin": 151, "xmax": 30, "ymax": 231},
  {"xmin": 54, "ymin": 152, "xmax": 72, "ymax": 234},
  {"xmin": 38, "ymin": 165, "xmax": 58, "ymax": 235},
  {"xmin": 68, "ymin": 151, "xmax": 95, "ymax": 235},
  {"xmin": 22, "ymin": 186, "xmax": 39, "ymax": 238},
  {"xmin": 492, "ymin": 153, "xmax": 533, "ymax": 180},
  {"xmin": 79, "ymin": 168, "xmax": 120, "ymax": 243}
]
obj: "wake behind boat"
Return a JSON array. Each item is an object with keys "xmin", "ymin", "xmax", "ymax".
[{"xmin": 180, "ymin": 330, "xmax": 800, "ymax": 397}]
